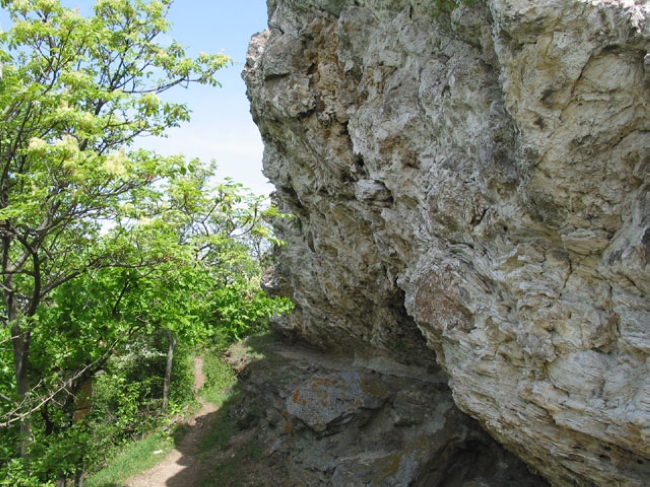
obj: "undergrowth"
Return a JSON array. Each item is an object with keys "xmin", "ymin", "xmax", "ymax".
[
  {"xmin": 199, "ymin": 350, "xmax": 238, "ymax": 408},
  {"xmin": 85, "ymin": 331, "xmax": 281, "ymax": 486},
  {"xmin": 85, "ymin": 348, "xmax": 238, "ymax": 487}
]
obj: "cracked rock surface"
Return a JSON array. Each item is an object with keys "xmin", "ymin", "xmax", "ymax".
[{"xmin": 244, "ymin": 0, "xmax": 650, "ymax": 485}]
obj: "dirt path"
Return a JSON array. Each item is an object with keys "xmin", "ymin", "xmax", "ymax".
[{"xmin": 125, "ymin": 357, "xmax": 216, "ymax": 487}]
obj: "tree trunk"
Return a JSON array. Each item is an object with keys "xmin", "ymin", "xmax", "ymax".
[
  {"xmin": 4, "ymin": 235, "xmax": 33, "ymax": 456},
  {"xmin": 162, "ymin": 329, "xmax": 176, "ymax": 411},
  {"xmin": 12, "ymin": 324, "xmax": 32, "ymax": 457},
  {"xmin": 75, "ymin": 469, "xmax": 84, "ymax": 487},
  {"xmin": 7, "ymin": 265, "xmax": 32, "ymax": 457}
]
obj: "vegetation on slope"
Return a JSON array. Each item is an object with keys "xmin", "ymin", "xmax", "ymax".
[{"xmin": 0, "ymin": 1, "xmax": 291, "ymax": 485}]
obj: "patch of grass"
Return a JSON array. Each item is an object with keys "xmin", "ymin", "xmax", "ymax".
[
  {"xmin": 229, "ymin": 330, "xmax": 292, "ymax": 381},
  {"xmin": 85, "ymin": 432, "xmax": 173, "ymax": 487},
  {"xmin": 199, "ymin": 349, "xmax": 238, "ymax": 407},
  {"xmin": 196, "ymin": 333, "xmax": 281, "ymax": 455},
  {"xmin": 197, "ymin": 402, "xmax": 240, "ymax": 453},
  {"xmin": 239, "ymin": 328, "xmax": 280, "ymax": 351}
]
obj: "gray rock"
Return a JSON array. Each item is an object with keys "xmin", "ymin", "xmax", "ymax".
[
  {"xmin": 244, "ymin": 0, "xmax": 650, "ymax": 485},
  {"xmin": 230, "ymin": 338, "xmax": 548, "ymax": 486},
  {"xmin": 286, "ymin": 370, "xmax": 389, "ymax": 433}
]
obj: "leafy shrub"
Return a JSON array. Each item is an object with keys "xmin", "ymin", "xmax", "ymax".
[{"xmin": 210, "ymin": 287, "xmax": 294, "ymax": 344}]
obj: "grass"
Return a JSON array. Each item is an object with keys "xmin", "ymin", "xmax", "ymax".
[
  {"xmin": 196, "ymin": 330, "xmax": 281, "ymax": 451},
  {"xmin": 195, "ymin": 350, "xmax": 241, "ymax": 453},
  {"xmin": 195, "ymin": 331, "xmax": 287, "ymax": 486},
  {"xmin": 199, "ymin": 349, "xmax": 238, "ymax": 407},
  {"xmin": 198, "ymin": 438, "xmax": 265, "ymax": 487},
  {"xmin": 85, "ymin": 432, "xmax": 173, "ymax": 487}
]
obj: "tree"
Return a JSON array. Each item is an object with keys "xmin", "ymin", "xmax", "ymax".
[
  {"xmin": 0, "ymin": 160, "xmax": 291, "ymax": 484},
  {"xmin": 0, "ymin": 0, "xmax": 229, "ymax": 457}
]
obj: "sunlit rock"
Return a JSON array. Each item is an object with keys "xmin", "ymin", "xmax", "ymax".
[{"xmin": 244, "ymin": 0, "xmax": 650, "ymax": 485}]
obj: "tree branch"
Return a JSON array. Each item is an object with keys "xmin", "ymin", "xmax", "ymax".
[{"xmin": 0, "ymin": 327, "xmax": 141, "ymax": 428}]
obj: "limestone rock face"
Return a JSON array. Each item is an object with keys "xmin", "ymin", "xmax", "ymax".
[{"xmin": 244, "ymin": 0, "xmax": 650, "ymax": 485}]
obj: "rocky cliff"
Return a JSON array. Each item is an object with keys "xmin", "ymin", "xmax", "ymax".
[{"xmin": 243, "ymin": 0, "xmax": 650, "ymax": 485}]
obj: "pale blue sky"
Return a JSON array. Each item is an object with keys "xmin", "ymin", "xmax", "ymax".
[
  {"xmin": 142, "ymin": 0, "xmax": 272, "ymax": 195},
  {"xmin": 1, "ymin": 0, "xmax": 272, "ymax": 195}
]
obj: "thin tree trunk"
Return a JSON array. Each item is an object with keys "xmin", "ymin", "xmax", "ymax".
[
  {"xmin": 4, "ymin": 234, "xmax": 33, "ymax": 457},
  {"xmin": 75, "ymin": 468, "xmax": 84, "ymax": 487},
  {"xmin": 162, "ymin": 329, "xmax": 176, "ymax": 411},
  {"xmin": 12, "ymin": 323, "xmax": 32, "ymax": 457},
  {"xmin": 7, "ymin": 265, "xmax": 31, "ymax": 457}
]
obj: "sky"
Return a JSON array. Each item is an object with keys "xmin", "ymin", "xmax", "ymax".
[
  {"xmin": 141, "ymin": 0, "xmax": 272, "ymax": 196},
  {"xmin": 1, "ymin": 0, "xmax": 273, "ymax": 196}
]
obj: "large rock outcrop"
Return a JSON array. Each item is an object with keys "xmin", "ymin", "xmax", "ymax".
[{"xmin": 244, "ymin": 0, "xmax": 650, "ymax": 485}]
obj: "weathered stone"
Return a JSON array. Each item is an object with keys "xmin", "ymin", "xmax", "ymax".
[
  {"xmin": 244, "ymin": 0, "xmax": 650, "ymax": 485},
  {"xmin": 286, "ymin": 370, "xmax": 389, "ymax": 434},
  {"xmin": 229, "ymin": 337, "xmax": 548, "ymax": 486}
]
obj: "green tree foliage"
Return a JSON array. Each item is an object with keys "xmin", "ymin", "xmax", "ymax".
[
  {"xmin": 0, "ymin": 0, "xmax": 292, "ymax": 484},
  {"xmin": 0, "ymin": 0, "xmax": 225, "ymax": 444}
]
